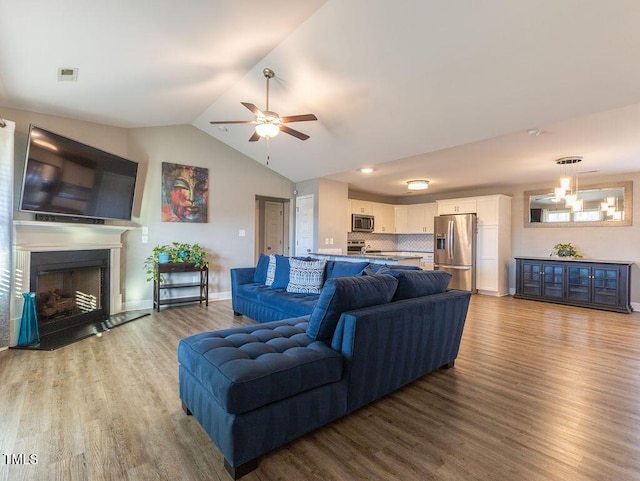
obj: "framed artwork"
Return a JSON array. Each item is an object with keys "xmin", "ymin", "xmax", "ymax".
[{"xmin": 161, "ymin": 162, "xmax": 208, "ymax": 222}]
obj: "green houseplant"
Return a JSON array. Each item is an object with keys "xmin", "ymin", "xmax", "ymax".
[
  {"xmin": 144, "ymin": 242, "xmax": 209, "ymax": 282},
  {"xmin": 550, "ymin": 243, "xmax": 582, "ymax": 259}
]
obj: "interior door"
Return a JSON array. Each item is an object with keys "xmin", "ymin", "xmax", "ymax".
[
  {"xmin": 264, "ymin": 201, "xmax": 284, "ymax": 255},
  {"xmin": 295, "ymin": 195, "xmax": 314, "ymax": 257}
]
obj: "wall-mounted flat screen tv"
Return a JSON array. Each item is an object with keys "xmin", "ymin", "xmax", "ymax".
[{"xmin": 20, "ymin": 125, "xmax": 138, "ymax": 221}]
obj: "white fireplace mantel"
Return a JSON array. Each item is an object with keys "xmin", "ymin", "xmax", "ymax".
[{"xmin": 10, "ymin": 220, "xmax": 138, "ymax": 346}]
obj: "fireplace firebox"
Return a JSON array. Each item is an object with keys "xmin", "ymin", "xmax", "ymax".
[{"xmin": 30, "ymin": 250, "xmax": 110, "ymax": 337}]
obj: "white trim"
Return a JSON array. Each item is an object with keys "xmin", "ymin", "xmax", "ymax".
[
  {"xmin": 10, "ymin": 221, "xmax": 134, "ymax": 346},
  {"xmin": 123, "ymin": 291, "xmax": 231, "ymax": 313}
]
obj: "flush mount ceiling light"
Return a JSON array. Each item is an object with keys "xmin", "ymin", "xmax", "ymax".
[
  {"xmin": 407, "ymin": 180, "xmax": 429, "ymax": 191},
  {"xmin": 359, "ymin": 167, "xmax": 374, "ymax": 174}
]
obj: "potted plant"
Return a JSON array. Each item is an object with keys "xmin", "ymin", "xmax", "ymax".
[
  {"xmin": 144, "ymin": 242, "xmax": 209, "ymax": 282},
  {"xmin": 550, "ymin": 243, "xmax": 582, "ymax": 259}
]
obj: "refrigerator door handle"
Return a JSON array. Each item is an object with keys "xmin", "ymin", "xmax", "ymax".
[
  {"xmin": 435, "ymin": 265, "xmax": 471, "ymax": 270},
  {"xmin": 448, "ymin": 220, "xmax": 454, "ymax": 260}
]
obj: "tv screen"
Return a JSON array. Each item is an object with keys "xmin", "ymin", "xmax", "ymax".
[{"xmin": 20, "ymin": 125, "xmax": 138, "ymax": 221}]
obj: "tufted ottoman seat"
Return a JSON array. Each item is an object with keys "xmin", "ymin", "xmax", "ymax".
[{"xmin": 178, "ymin": 319, "xmax": 344, "ymax": 415}]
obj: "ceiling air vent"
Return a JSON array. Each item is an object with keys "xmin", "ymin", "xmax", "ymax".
[{"xmin": 57, "ymin": 68, "xmax": 78, "ymax": 81}]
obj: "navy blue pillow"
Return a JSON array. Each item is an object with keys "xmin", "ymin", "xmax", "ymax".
[
  {"xmin": 384, "ymin": 269, "xmax": 452, "ymax": 301},
  {"xmin": 370, "ymin": 263, "xmax": 421, "ymax": 273},
  {"xmin": 270, "ymin": 254, "xmax": 290, "ymax": 289},
  {"xmin": 253, "ymin": 254, "xmax": 270, "ymax": 283},
  {"xmin": 306, "ymin": 275, "xmax": 399, "ymax": 341},
  {"xmin": 326, "ymin": 261, "xmax": 370, "ymax": 279}
]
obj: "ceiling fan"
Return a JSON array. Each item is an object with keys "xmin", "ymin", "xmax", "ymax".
[{"xmin": 210, "ymin": 68, "xmax": 317, "ymax": 141}]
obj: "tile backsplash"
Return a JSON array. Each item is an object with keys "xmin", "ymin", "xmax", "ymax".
[{"xmin": 348, "ymin": 232, "xmax": 434, "ymax": 252}]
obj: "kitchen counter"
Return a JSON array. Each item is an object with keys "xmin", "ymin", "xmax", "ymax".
[{"xmin": 309, "ymin": 252, "xmax": 422, "ymax": 267}]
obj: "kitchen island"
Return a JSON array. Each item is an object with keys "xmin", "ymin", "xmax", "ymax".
[{"xmin": 309, "ymin": 252, "xmax": 422, "ymax": 268}]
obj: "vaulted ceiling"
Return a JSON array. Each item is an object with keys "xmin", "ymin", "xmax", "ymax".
[{"xmin": 2, "ymin": 1, "xmax": 640, "ymax": 196}]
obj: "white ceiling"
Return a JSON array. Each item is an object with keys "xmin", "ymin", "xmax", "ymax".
[{"xmin": 2, "ymin": 0, "xmax": 640, "ymax": 197}]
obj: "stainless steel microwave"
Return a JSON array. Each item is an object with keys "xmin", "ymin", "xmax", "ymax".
[{"xmin": 352, "ymin": 214, "xmax": 374, "ymax": 232}]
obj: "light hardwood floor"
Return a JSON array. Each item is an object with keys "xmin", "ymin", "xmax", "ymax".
[{"xmin": 1, "ymin": 296, "xmax": 639, "ymax": 481}]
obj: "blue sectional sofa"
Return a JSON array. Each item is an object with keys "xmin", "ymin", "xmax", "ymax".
[
  {"xmin": 231, "ymin": 254, "xmax": 419, "ymax": 323},
  {"xmin": 178, "ymin": 256, "xmax": 471, "ymax": 479}
]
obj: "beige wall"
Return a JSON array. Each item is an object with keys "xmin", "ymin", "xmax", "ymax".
[
  {"xmin": 7, "ymin": 108, "xmax": 294, "ymax": 310},
  {"xmin": 124, "ymin": 125, "xmax": 294, "ymax": 306},
  {"xmin": 509, "ymin": 172, "xmax": 640, "ymax": 304},
  {"xmin": 294, "ymin": 178, "xmax": 349, "ymax": 255}
]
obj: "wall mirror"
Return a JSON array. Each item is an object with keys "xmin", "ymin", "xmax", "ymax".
[{"xmin": 525, "ymin": 181, "xmax": 632, "ymax": 227}]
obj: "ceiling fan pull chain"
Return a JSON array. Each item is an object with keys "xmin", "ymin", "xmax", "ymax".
[{"xmin": 266, "ymin": 136, "xmax": 270, "ymax": 165}]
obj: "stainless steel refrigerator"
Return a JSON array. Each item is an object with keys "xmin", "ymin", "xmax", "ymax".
[{"xmin": 434, "ymin": 213, "xmax": 477, "ymax": 292}]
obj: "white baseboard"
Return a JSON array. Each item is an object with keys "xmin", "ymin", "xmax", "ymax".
[{"xmin": 122, "ymin": 291, "xmax": 232, "ymax": 313}]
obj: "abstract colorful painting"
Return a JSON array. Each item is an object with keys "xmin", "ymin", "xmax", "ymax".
[{"xmin": 161, "ymin": 162, "xmax": 208, "ymax": 222}]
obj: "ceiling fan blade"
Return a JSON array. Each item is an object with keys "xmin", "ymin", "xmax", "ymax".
[
  {"xmin": 209, "ymin": 120, "xmax": 254, "ymax": 125},
  {"xmin": 281, "ymin": 125, "xmax": 310, "ymax": 141},
  {"xmin": 248, "ymin": 131, "xmax": 261, "ymax": 142},
  {"xmin": 241, "ymin": 102, "xmax": 264, "ymax": 117},
  {"xmin": 280, "ymin": 113, "xmax": 318, "ymax": 123}
]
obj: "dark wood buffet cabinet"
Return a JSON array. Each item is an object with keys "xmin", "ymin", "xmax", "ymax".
[{"xmin": 515, "ymin": 257, "xmax": 633, "ymax": 313}]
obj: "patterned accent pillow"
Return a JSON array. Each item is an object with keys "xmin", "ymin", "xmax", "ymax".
[
  {"xmin": 286, "ymin": 258, "xmax": 327, "ymax": 294},
  {"xmin": 265, "ymin": 254, "xmax": 276, "ymax": 286}
]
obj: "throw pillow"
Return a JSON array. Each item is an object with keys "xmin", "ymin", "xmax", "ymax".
[
  {"xmin": 306, "ymin": 275, "xmax": 399, "ymax": 341},
  {"xmin": 326, "ymin": 261, "xmax": 370, "ymax": 279},
  {"xmin": 385, "ymin": 269, "xmax": 452, "ymax": 301},
  {"xmin": 270, "ymin": 254, "xmax": 291, "ymax": 289},
  {"xmin": 286, "ymin": 258, "xmax": 327, "ymax": 294},
  {"xmin": 254, "ymin": 253, "xmax": 270, "ymax": 284},
  {"xmin": 265, "ymin": 254, "xmax": 276, "ymax": 286}
]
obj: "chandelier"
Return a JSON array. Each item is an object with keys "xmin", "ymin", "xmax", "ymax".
[{"xmin": 553, "ymin": 157, "xmax": 583, "ymax": 211}]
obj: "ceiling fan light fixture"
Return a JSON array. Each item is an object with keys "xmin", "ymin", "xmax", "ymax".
[
  {"xmin": 255, "ymin": 123, "xmax": 280, "ymax": 138},
  {"xmin": 407, "ymin": 180, "xmax": 429, "ymax": 190}
]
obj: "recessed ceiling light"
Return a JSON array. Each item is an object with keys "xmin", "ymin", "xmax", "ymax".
[
  {"xmin": 359, "ymin": 167, "xmax": 374, "ymax": 174},
  {"xmin": 407, "ymin": 180, "xmax": 429, "ymax": 190},
  {"xmin": 528, "ymin": 128, "xmax": 541, "ymax": 137}
]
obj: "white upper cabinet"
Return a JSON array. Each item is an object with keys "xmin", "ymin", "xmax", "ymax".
[
  {"xmin": 349, "ymin": 200, "xmax": 374, "ymax": 215},
  {"xmin": 372, "ymin": 202, "xmax": 395, "ymax": 233},
  {"xmin": 394, "ymin": 203, "xmax": 437, "ymax": 233},
  {"xmin": 436, "ymin": 198, "xmax": 478, "ymax": 215}
]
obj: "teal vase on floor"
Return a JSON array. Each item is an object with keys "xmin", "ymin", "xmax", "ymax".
[{"xmin": 17, "ymin": 292, "xmax": 40, "ymax": 347}]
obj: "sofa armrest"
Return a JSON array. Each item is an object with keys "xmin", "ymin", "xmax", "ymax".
[
  {"xmin": 231, "ymin": 267, "xmax": 256, "ymax": 287},
  {"xmin": 331, "ymin": 290, "xmax": 471, "ymax": 412}
]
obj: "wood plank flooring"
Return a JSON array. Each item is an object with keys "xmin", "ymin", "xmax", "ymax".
[{"xmin": 1, "ymin": 295, "xmax": 639, "ymax": 481}]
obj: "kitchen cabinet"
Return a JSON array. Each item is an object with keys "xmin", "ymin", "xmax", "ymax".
[
  {"xmin": 372, "ymin": 202, "xmax": 395, "ymax": 233},
  {"xmin": 394, "ymin": 203, "xmax": 436, "ymax": 233},
  {"xmin": 436, "ymin": 198, "xmax": 478, "ymax": 215},
  {"xmin": 350, "ymin": 200, "xmax": 373, "ymax": 215},
  {"xmin": 515, "ymin": 257, "xmax": 632, "ymax": 313},
  {"xmin": 474, "ymin": 195, "xmax": 511, "ymax": 296}
]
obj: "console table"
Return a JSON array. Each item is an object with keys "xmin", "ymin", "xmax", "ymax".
[
  {"xmin": 153, "ymin": 262, "xmax": 209, "ymax": 312},
  {"xmin": 514, "ymin": 257, "xmax": 633, "ymax": 313}
]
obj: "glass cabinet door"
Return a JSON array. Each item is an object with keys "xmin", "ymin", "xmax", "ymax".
[
  {"xmin": 542, "ymin": 264, "xmax": 564, "ymax": 298},
  {"xmin": 520, "ymin": 261, "xmax": 543, "ymax": 296},
  {"xmin": 567, "ymin": 266, "xmax": 590, "ymax": 302},
  {"xmin": 592, "ymin": 266, "xmax": 620, "ymax": 306}
]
